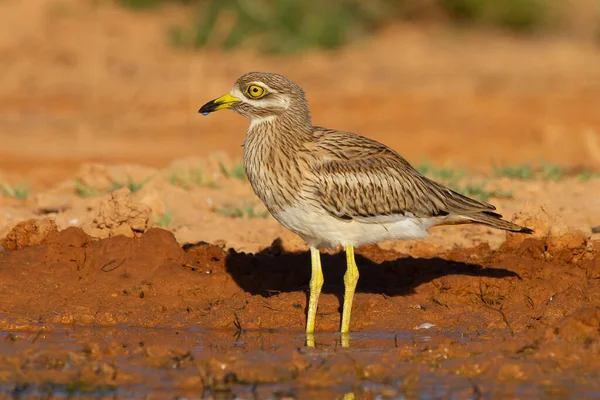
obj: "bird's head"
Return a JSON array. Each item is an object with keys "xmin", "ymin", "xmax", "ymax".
[{"xmin": 199, "ymin": 72, "xmax": 311, "ymax": 128}]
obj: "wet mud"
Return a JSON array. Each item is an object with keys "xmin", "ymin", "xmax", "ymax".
[
  {"xmin": 1, "ymin": 224, "xmax": 599, "ymax": 398},
  {"xmin": 2, "ymin": 1, "xmax": 600, "ymax": 397}
]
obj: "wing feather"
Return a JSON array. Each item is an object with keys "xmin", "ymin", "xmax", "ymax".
[{"xmin": 305, "ymin": 129, "xmax": 496, "ymax": 223}]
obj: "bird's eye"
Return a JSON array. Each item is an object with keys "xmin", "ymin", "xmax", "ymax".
[{"xmin": 246, "ymin": 85, "xmax": 266, "ymax": 99}]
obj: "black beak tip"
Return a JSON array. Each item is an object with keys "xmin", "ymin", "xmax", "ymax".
[{"xmin": 198, "ymin": 101, "xmax": 215, "ymax": 116}]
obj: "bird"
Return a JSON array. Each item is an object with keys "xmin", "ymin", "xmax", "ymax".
[{"xmin": 199, "ymin": 72, "xmax": 533, "ymax": 339}]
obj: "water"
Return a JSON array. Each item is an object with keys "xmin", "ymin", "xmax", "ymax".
[{"xmin": 0, "ymin": 327, "xmax": 598, "ymax": 399}]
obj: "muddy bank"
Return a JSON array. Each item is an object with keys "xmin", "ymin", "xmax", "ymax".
[
  {"xmin": 0, "ymin": 222, "xmax": 598, "ymax": 333},
  {"xmin": 0, "ymin": 224, "xmax": 599, "ymax": 397}
]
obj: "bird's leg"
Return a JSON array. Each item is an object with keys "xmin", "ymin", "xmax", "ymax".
[
  {"xmin": 306, "ymin": 246, "xmax": 324, "ymax": 336},
  {"xmin": 341, "ymin": 244, "xmax": 359, "ymax": 334}
]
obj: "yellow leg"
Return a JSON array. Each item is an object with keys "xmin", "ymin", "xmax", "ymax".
[
  {"xmin": 306, "ymin": 246, "xmax": 324, "ymax": 335},
  {"xmin": 341, "ymin": 244, "xmax": 359, "ymax": 334}
]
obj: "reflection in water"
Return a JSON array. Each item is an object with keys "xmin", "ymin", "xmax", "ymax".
[
  {"xmin": 341, "ymin": 332, "xmax": 350, "ymax": 348},
  {"xmin": 0, "ymin": 327, "xmax": 592, "ymax": 399},
  {"xmin": 306, "ymin": 331, "xmax": 352, "ymax": 348},
  {"xmin": 306, "ymin": 332, "xmax": 315, "ymax": 348}
]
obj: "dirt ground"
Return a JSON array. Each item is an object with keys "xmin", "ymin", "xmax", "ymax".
[{"xmin": 1, "ymin": 0, "xmax": 600, "ymax": 398}]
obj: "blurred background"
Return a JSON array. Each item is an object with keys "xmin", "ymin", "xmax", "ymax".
[{"xmin": 1, "ymin": 0, "xmax": 599, "ymax": 189}]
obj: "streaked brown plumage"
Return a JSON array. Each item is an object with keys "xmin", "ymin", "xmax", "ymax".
[{"xmin": 199, "ymin": 71, "xmax": 533, "ymax": 342}]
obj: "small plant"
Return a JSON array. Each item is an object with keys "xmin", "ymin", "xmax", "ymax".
[
  {"xmin": 218, "ymin": 203, "xmax": 269, "ymax": 219},
  {"xmin": 218, "ymin": 160, "xmax": 246, "ymax": 181},
  {"xmin": 449, "ymin": 181, "xmax": 513, "ymax": 202},
  {"xmin": 116, "ymin": 0, "xmax": 195, "ymax": 9},
  {"xmin": 119, "ymin": 0, "xmax": 553, "ymax": 54},
  {"xmin": 539, "ymin": 160, "xmax": 563, "ymax": 182},
  {"xmin": 170, "ymin": 0, "xmax": 385, "ymax": 54},
  {"xmin": 415, "ymin": 159, "xmax": 465, "ymax": 182},
  {"xmin": 169, "ymin": 168, "xmax": 219, "ymax": 189},
  {"xmin": 415, "ymin": 159, "xmax": 512, "ymax": 202},
  {"xmin": 75, "ymin": 176, "xmax": 151, "ymax": 197},
  {"xmin": 153, "ymin": 209, "xmax": 174, "ymax": 228},
  {"xmin": 578, "ymin": 170, "xmax": 600, "ymax": 182},
  {"xmin": 492, "ymin": 163, "xmax": 535, "ymax": 180},
  {"xmin": 493, "ymin": 159, "xmax": 563, "ymax": 182},
  {"xmin": 109, "ymin": 177, "xmax": 152, "ymax": 193},
  {"xmin": 74, "ymin": 179, "xmax": 98, "ymax": 197},
  {"xmin": 441, "ymin": 0, "xmax": 548, "ymax": 32},
  {"xmin": 0, "ymin": 182, "xmax": 30, "ymax": 200}
]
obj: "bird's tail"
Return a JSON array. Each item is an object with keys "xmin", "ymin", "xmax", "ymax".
[{"xmin": 465, "ymin": 211, "xmax": 534, "ymax": 234}]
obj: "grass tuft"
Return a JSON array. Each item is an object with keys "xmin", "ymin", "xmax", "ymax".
[
  {"xmin": 169, "ymin": 168, "xmax": 220, "ymax": 189},
  {"xmin": 492, "ymin": 163, "xmax": 535, "ymax": 180},
  {"xmin": 153, "ymin": 209, "xmax": 174, "ymax": 227},
  {"xmin": 415, "ymin": 159, "xmax": 465, "ymax": 182},
  {"xmin": 416, "ymin": 160, "xmax": 513, "ymax": 202},
  {"xmin": 109, "ymin": 177, "xmax": 152, "ymax": 193},
  {"xmin": 116, "ymin": 0, "xmax": 195, "ymax": 9},
  {"xmin": 218, "ymin": 203, "xmax": 269, "ymax": 219},
  {"xmin": 493, "ymin": 159, "xmax": 563, "ymax": 182},
  {"xmin": 177, "ymin": 0, "xmax": 384, "ymax": 53},
  {"xmin": 75, "ymin": 177, "xmax": 151, "ymax": 197},
  {"xmin": 218, "ymin": 160, "xmax": 246, "ymax": 181},
  {"xmin": 449, "ymin": 181, "xmax": 513, "ymax": 203},
  {"xmin": 118, "ymin": 0, "xmax": 552, "ymax": 53},
  {"xmin": 74, "ymin": 179, "xmax": 98, "ymax": 198},
  {"xmin": 578, "ymin": 170, "xmax": 600, "ymax": 182},
  {"xmin": 0, "ymin": 182, "xmax": 31, "ymax": 200},
  {"xmin": 441, "ymin": 0, "xmax": 548, "ymax": 32}
]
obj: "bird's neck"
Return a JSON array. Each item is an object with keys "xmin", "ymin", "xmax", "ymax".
[
  {"xmin": 244, "ymin": 113, "xmax": 313, "ymax": 149},
  {"xmin": 243, "ymin": 113, "xmax": 312, "ymax": 215}
]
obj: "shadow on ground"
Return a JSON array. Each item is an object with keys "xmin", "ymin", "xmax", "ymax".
[{"xmin": 218, "ymin": 238, "xmax": 519, "ymax": 299}]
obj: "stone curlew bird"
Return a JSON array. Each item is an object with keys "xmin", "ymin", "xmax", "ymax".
[{"xmin": 199, "ymin": 72, "xmax": 533, "ymax": 339}]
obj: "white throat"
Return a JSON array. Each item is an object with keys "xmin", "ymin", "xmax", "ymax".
[{"xmin": 248, "ymin": 115, "xmax": 277, "ymax": 131}]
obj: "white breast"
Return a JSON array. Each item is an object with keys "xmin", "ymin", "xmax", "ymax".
[{"xmin": 274, "ymin": 203, "xmax": 430, "ymax": 250}]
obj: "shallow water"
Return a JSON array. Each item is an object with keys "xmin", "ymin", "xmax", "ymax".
[{"xmin": 2, "ymin": 326, "xmax": 599, "ymax": 399}]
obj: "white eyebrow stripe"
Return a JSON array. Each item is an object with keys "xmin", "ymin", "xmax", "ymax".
[
  {"xmin": 230, "ymin": 87, "xmax": 245, "ymax": 99},
  {"xmin": 229, "ymin": 84, "xmax": 289, "ymax": 110}
]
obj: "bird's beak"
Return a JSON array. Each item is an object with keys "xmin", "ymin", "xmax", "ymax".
[{"xmin": 198, "ymin": 93, "xmax": 242, "ymax": 115}]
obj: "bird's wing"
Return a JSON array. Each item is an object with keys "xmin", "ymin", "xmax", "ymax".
[{"xmin": 303, "ymin": 128, "xmax": 497, "ymax": 223}]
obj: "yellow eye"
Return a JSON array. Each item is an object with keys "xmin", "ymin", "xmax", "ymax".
[{"xmin": 246, "ymin": 85, "xmax": 266, "ymax": 99}]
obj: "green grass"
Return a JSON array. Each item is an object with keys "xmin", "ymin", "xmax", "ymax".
[
  {"xmin": 218, "ymin": 204, "xmax": 269, "ymax": 219},
  {"xmin": 539, "ymin": 160, "xmax": 563, "ymax": 182},
  {"xmin": 171, "ymin": 0, "xmax": 385, "ymax": 53},
  {"xmin": 578, "ymin": 170, "xmax": 600, "ymax": 182},
  {"xmin": 0, "ymin": 182, "xmax": 31, "ymax": 200},
  {"xmin": 117, "ymin": 0, "xmax": 552, "ymax": 53},
  {"xmin": 416, "ymin": 160, "xmax": 512, "ymax": 202},
  {"xmin": 449, "ymin": 181, "xmax": 513, "ymax": 203},
  {"xmin": 218, "ymin": 160, "xmax": 246, "ymax": 181},
  {"xmin": 153, "ymin": 209, "xmax": 174, "ymax": 227},
  {"xmin": 116, "ymin": 0, "xmax": 195, "ymax": 9},
  {"xmin": 74, "ymin": 179, "xmax": 98, "ymax": 198},
  {"xmin": 441, "ymin": 0, "xmax": 549, "ymax": 32},
  {"xmin": 109, "ymin": 177, "xmax": 152, "ymax": 193},
  {"xmin": 491, "ymin": 163, "xmax": 536, "ymax": 180},
  {"xmin": 415, "ymin": 159, "xmax": 466, "ymax": 182},
  {"xmin": 169, "ymin": 168, "xmax": 220, "ymax": 189},
  {"xmin": 75, "ymin": 177, "xmax": 151, "ymax": 197},
  {"xmin": 418, "ymin": 158, "xmax": 600, "ymax": 201},
  {"xmin": 492, "ymin": 160, "xmax": 564, "ymax": 182}
]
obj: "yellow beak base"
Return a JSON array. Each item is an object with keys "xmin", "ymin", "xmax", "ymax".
[{"xmin": 199, "ymin": 93, "xmax": 242, "ymax": 115}]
